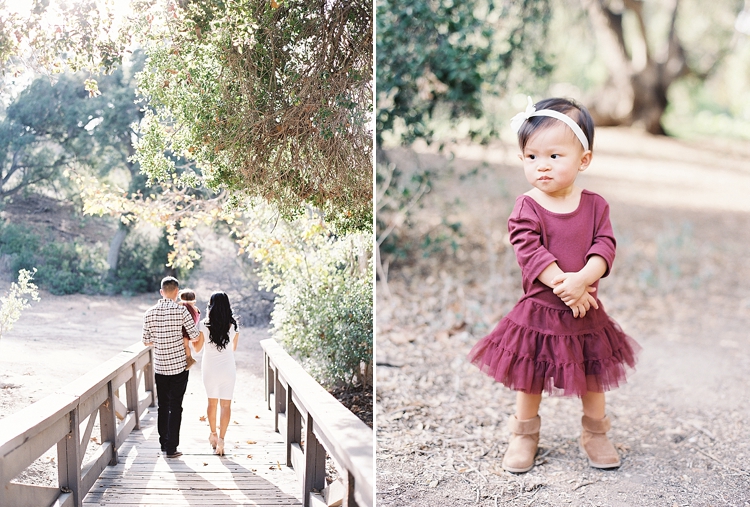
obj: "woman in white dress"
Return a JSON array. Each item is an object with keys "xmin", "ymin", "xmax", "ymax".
[{"xmin": 192, "ymin": 291, "xmax": 239, "ymax": 456}]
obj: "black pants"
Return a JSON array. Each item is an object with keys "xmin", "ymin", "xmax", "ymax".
[{"xmin": 155, "ymin": 370, "xmax": 189, "ymax": 454}]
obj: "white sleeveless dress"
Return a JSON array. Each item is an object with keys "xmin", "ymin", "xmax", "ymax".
[{"xmin": 198, "ymin": 320, "xmax": 238, "ymax": 400}]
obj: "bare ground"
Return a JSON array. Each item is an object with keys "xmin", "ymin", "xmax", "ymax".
[{"xmin": 376, "ymin": 128, "xmax": 750, "ymax": 506}]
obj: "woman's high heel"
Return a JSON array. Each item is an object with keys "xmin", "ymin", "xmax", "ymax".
[
  {"xmin": 208, "ymin": 432, "xmax": 218, "ymax": 449},
  {"xmin": 215, "ymin": 437, "xmax": 225, "ymax": 456}
]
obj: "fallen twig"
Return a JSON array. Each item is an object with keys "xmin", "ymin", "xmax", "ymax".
[
  {"xmin": 459, "ymin": 461, "xmax": 488, "ymax": 483},
  {"xmin": 384, "ymin": 404, "xmax": 424, "ymax": 417},
  {"xmin": 695, "ymin": 448, "xmax": 750, "ymax": 476},
  {"xmin": 481, "ymin": 439, "xmax": 500, "ymax": 458},
  {"xmin": 677, "ymin": 418, "xmax": 715, "ymax": 440},
  {"xmin": 572, "ymin": 480, "xmax": 595, "ymax": 491}
]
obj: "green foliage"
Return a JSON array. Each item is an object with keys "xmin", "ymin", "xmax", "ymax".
[
  {"xmin": 0, "ymin": 0, "xmax": 132, "ymax": 76},
  {"xmin": 0, "ymin": 58, "xmax": 146, "ymax": 198},
  {"xmin": 376, "ymin": 162, "xmax": 465, "ymax": 277},
  {"xmin": 0, "ymin": 221, "xmax": 39, "ymax": 258},
  {"xmin": 108, "ymin": 230, "xmax": 198, "ymax": 295},
  {"xmin": 376, "ymin": 163, "xmax": 434, "ymax": 263},
  {"xmin": 270, "ymin": 259, "xmax": 373, "ymax": 388},
  {"xmin": 0, "ymin": 222, "xmax": 97, "ymax": 294},
  {"xmin": 376, "ymin": 0, "xmax": 552, "ymax": 146},
  {"xmin": 36, "ymin": 241, "xmax": 106, "ymax": 295},
  {"xmin": 0, "ymin": 221, "xmax": 193, "ymax": 295},
  {"xmin": 0, "ymin": 76, "xmax": 80, "ymax": 197},
  {"xmin": 236, "ymin": 203, "xmax": 373, "ymax": 388},
  {"xmin": 0, "ymin": 268, "xmax": 40, "ymax": 339},
  {"xmin": 134, "ymin": 0, "xmax": 373, "ymax": 233}
]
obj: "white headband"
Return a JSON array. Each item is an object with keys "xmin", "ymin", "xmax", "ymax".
[{"xmin": 510, "ymin": 96, "xmax": 590, "ymax": 151}]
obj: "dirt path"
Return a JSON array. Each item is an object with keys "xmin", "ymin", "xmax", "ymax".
[{"xmin": 376, "ymin": 128, "xmax": 750, "ymax": 506}]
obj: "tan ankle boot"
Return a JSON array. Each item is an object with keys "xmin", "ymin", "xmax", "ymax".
[
  {"xmin": 580, "ymin": 415, "xmax": 621, "ymax": 469},
  {"xmin": 502, "ymin": 415, "xmax": 541, "ymax": 473}
]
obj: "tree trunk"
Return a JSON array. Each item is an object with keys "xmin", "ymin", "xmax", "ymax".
[
  {"xmin": 581, "ymin": 0, "xmax": 634, "ymax": 126},
  {"xmin": 105, "ymin": 155, "xmax": 142, "ymax": 281},
  {"xmin": 581, "ymin": 0, "xmax": 690, "ymax": 135},
  {"xmin": 106, "ymin": 222, "xmax": 130, "ymax": 280},
  {"xmin": 630, "ymin": 66, "xmax": 668, "ymax": 135}
]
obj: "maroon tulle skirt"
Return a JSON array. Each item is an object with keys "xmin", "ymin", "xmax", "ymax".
[{"xmin": 469, "ymin": 298, "xmax": 640, "ymax": 397}]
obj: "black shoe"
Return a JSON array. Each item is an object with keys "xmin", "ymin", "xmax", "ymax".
[{"xmin": 166, "ymin": 451, "xmax": 183, "ymax": 458}]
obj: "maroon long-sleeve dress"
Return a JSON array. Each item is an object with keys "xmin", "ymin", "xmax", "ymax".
[{"xmin": 468, "ymin": 190, "xmax": 640, "ymax": 397}]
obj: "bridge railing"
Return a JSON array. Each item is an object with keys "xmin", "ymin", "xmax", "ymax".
[
  {"xmin": 0, "ymin": 342, "xmax": 155, "ymax": 507},
  {"xmin": 261, "ymin": 338, "xmax": 373, "ymax": 507}
]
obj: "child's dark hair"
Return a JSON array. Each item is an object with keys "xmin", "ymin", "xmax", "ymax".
[
  {"xmin": 179, "ymin": 289, "xmax": 196, "ymax": 302},
  {"xmin": 517, "ymin": 98, "xmax": 595, "ymax": 152}
]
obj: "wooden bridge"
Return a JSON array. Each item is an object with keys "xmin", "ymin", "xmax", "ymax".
[{"xmin": 0, "ymin": 340, "xmax": 372, "ymax": 507}]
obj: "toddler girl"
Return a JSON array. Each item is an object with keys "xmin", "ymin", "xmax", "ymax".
[
  {"xmin": 179, "ymin": 289, "xmax": 201, "ymax": 370},
  {"xmin": 469, "ymin": 97, "xmax": 640, "ymax": 473}
]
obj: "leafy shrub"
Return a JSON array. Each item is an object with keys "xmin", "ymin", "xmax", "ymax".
[
  {"xmin": 0, "ymin": 222, "xmax": 197, "ymax": 296},
  {"xmin": 109, "ymin": 234, "xmax": 160, "ymax": 294},
  {"xmin": 0, "ymin": 269, "xmax": 40, "ymax": 338},
  {"xmin": 271, "ymin": 256, "xmax": 373, "ymax": 388},
  {"xmin": 237, "ymin": 206, "xmax": 373, "ymax": 389},
  {"xmin": 36, "ymin": 241, "xmax": 106, "ymax": 295},
  {"xmin": 0, "ymin": 223, "xmax": 38, "ymax": 254},
  {"xmin": 0, "ymin": 221, "xmax": 106, "ymax": 295},
  {"xmin": 110, "ymin": 231, "xmax": 199, "ymax": 295}
]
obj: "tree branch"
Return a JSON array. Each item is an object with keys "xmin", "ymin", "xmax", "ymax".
[
  {"xmin": 580, "ymin": 0, "xmax": 632, "ymax": 71},
  {"xmin": 623, "ymin": 0, "xmax": 652, "ymax": 67},
  {"xmin": 662, "ymin": 0, "xmax": 690, "ymax": 82}
]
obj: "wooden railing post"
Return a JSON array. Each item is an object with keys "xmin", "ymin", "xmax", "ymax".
[
  {"xmin": 265, "ymin": 351, "xmax": 274, "ymax": 410},
  {"xmin": 344, "ymin": 470, "xmax": 357, "ymax": 507},
  {"xmin": 285, "ymin": 387, "xmax": 300, "ymax": 468},
  {"xmin": 100, "ymin": 381, "xmax": 118, "ymax": 466},
  {"xmin": 145, "ymin": 346, "xmax": 156, "ymax": 407},
  {"xmin": 126, "ymin": 363, "xmax": 140, "ymax": 430},
  {"xmin": 57, "ymin": 405, "xmax": 82, "ymax": 507},
  {"xmin": 274, "ymin": 374, "xmax": 284, "ymax": 433},
  {"xmin": 303, "ymin": 412, "xmax": 326, "ymax": 507}
]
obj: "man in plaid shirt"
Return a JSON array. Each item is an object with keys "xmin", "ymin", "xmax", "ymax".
[{"xmin": 143, "ymin": 276, "xmax": 200, "ymax": 458}]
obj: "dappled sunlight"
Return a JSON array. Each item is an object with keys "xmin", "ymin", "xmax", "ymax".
[{"xmin": 409, "ymin": 127, "xmax": 750, "ymax": 213}]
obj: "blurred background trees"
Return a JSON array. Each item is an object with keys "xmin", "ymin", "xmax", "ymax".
[
  {"xmin": 568, "ymin": 0, "xmax": 746, "ymax": 135},
  {"xmin": 0, "ymin": 0, "xmax": 373, "ymax": 391},
  {"xmin": 376, "ymin": 0, "xmax": 552, "ymax": 147},
  {"xmin": 376, "ymin": 0, "xmax": 750, "ymax": 287},
  {"xmin": 377, "ymin": 0, "xmax": 749, "ymax": 146}
]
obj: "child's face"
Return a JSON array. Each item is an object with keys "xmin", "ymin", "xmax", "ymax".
[{"xmin": 520, "ymin": 122, "xmax": 592, "ymax": 198}]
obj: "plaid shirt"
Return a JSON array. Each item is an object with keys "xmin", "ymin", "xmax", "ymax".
[{"xmin": 143, "ymin": 298, "xmax": 200, "ymax": 375}]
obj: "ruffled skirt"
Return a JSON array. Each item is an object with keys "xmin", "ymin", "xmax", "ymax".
[{"xmin": 469, "ymin": 298, "xmax": 640, "ymax": 397}]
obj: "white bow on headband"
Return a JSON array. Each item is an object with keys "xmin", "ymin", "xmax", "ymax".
[{"xmin": 510, "ymin": 96, "xmax": 590, "ymax": 151}]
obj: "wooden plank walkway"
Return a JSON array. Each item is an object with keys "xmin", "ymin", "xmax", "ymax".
[{"xmin": 83, "ymin": 365, "xmax": 303, "ymax": 507}]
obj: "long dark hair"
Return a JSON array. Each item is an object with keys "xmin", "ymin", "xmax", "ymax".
[{"xmin": 205, "ymin": 292, "xmax": 237, "ymax": 351}]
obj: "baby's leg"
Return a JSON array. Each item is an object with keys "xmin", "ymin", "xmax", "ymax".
[
  {"xmin": 581, "ymin": 390, "xmax": 605, "ymax": 419},
  {"xmin": 516, "ymin": 391, "xmax": 542, "ymax": 419},
  {"xmin": 184, "ymin": 338, "xmax": 196, "ymax": 369}
]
